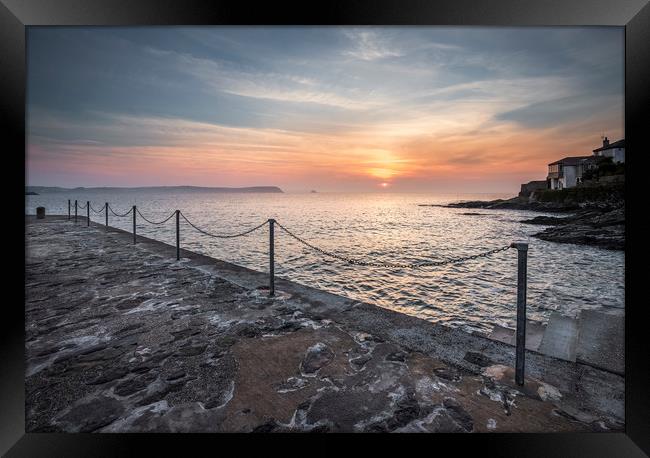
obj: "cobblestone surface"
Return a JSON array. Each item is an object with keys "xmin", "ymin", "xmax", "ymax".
[{"xmin": 25, "ymin": 216, "xmax": 619, "ymax": 433}]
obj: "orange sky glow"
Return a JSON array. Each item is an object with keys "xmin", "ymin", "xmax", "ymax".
[{"xmin": 26, "ymin": 27, "xmax": 624, "ymax": 193}]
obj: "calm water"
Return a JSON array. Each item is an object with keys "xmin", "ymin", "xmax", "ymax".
[{"xmin": 26, "ymin": 191, "xmax": 624, "ymax": 334}]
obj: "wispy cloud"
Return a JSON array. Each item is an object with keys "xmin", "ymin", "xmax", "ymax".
[
  {"xmin": 146, "ymin": 47, "xmax": 381, "ymax": 110},
  {"xmin": 27, "ymin": 27, "xmax": 624, "ymax": 191},
  {"xmin": 343, "ymin": 29, "xmax": 404, "ymax": 61}
]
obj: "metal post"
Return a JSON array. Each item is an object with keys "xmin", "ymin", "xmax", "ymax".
[
  {"xmin": 74, "ymin": 200, "xmax": 78, "ymax": 223},
  {"xmin": 269, "ymin": 219, "xmax": 275, "ymax": 297},
  {"xmin": 87, "ymin": 201, "xmax": 90, "ymax": 226},
  {"xmin": 176, "ymin": 210, "xmax": 180, "ymax": 261},
  {"xmin": 511, "ymin": 242, "xmax": 528, "ymax": 386},
  {"xmin": 105, "ymin": 203, "xmax": 108, "ymax": 230},
  {"xmin": 133, "ymin": 205, "xmax": 137, "ymax": 244},
  {"xmin": 68, "ymin": 200, "xmax": 71, "ymax": 220}
]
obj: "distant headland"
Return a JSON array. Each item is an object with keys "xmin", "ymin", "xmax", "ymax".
[{"xmin": 26, "ymin": 185, "xmax": 284, "ymax": 194}]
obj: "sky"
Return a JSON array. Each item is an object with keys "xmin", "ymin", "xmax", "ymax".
[{"xmin": 26, "ymin": 27, "xmax": 624, "ymax": 193}]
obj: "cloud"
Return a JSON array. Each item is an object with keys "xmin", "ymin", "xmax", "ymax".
[
  {"xmin": 145, "ymin": 47, "xmax": 381, "ymax": 110},
  {"xmin": 342, "ymin": 29, "xmax": 404, "ymax": 61},
  {"xmin": 27, "ymin": 27, "xmax": 624, "ymax": 191},
  {"xmin": 494, "ymin": 94, "xmax": 622, "ymax": 129}
]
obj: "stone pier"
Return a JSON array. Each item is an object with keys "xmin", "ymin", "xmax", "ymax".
[{"xmin": 25, "ymin": 215, "xmax": 624, "ymax": 433}]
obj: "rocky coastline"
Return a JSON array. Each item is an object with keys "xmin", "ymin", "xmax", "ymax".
[
  {"xmin": 420, "ymin": 184, "xmax": 624, "ymax": 250},
  {"xmin": 521, "ymin": 207, "xmax": 624, "ymax": 250}
]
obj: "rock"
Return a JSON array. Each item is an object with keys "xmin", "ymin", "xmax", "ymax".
[
  {"xmin": 385, "ymin": 396, "xmax": 421, "ymax": 431},
  {"xmin": 175, "ymin": 343, "xmax": 207, "ymax": 357},
  {"xmin": 165, "ymin": 370, "xmax": 186, "ymax": 381},
  {"xmin": 300, "ymin": 343, "xmax": 334, "ymax": 375},
  {"xmin": 115, "ymin": 375, "xmax": 154, "ymax": 396},
  {"xmin": 252, "ymin": 419, "xmax": 279, "ymax": 433},
  {"xmin": 86, "ymin": 367, "xmax": 129, "ymax": 385},
  {"xmin": 350, "ymin": 353, "xmax": 372, "ymax": 370},
  {"xmin": 442, "ymin": 397, "xmax": 474, "ymax": 432},
  {"xmin": 55, "ymin": 395, "xmax": 125, "ymax": 432},
  {"xmin": 520, "ymin": 215, "xmax": 568, "ymax": 225},
  {"xmin": 385, "ymin": 351, "xmax": 408, "ymax": 363},
  {"xmin": 236, "ymin": 324, "xmax": 263, "ymax": 338},
  {"xmin": 463, "ymin": 351, "xmax": 493, "ymax": 367},
  {"xmin": 532, "ymin": 208, "xmax": 625, "ymax": 250},
  {"xmin": 276, "ymin": 376, "xmax": 309, "ymax": 393},
  {"xmin": 429, "ymin": 408, "xmax": 471, "ymax": 433},
  {"xmin": 130, "ymin": 363, "xmax": 155, "ymax": 374},
  {"xmin": 434, "ymin": 367, "xmax": 462, "ymax": 382}
]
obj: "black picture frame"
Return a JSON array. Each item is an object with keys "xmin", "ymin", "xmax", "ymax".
[{"xmin": 2, "ymin": 0, "xmax": 649, "ymax": 455}]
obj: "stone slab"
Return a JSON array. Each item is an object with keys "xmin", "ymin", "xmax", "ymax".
[
  {"xmin": 488, "ymin": 320, "xmax": 545, "ymax": 351},
  {"xmin": 575, "ymin": 309, "xmax": 624, "ymax": 375},
  {"xmin": 537, "ymin": 313, "xmax": 578, "ymax": 362}
]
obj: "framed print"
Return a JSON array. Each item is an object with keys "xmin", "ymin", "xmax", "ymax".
[{"xmin": 2, "ymin": 0, "xmax": 649, "ymax": 456}]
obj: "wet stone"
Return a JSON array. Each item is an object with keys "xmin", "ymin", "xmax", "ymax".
[
  {"xmin": 252, "ymin": 419, "xmax": 279, "ymax": 433},
  {"xmin": 135, "ymin": 381, "xmax": 185, "ymax": 407},
  {"xmin": 385, "ymin": 351, "xmax": 408, "ymax": 363},
  {"xmin": 300, "ymin": 343, "xmax": 334, "ymax": 375},
  {"xmin": 464, "ymin": 351, "xmax": 493, "ymax": 367},
  {"xmin": 115, "ymin": 374, "xmax": 155, "ymax": 396},
  {"xmin": 165, "ymin": 370, "xmax": 186, "ymax": 381},
  {"xmin": 175, "ymin": 343, "xmax": 208, "ymax": 357},
  {"xmin": 350, "ymin": 353, "xmax": 372, "ymax": 370},
  {"xmin": 171, "ymin": 328, "xmax": 201, "ymax": 341},
  {"xmin": 115, "ymin": 323, "xmax": 145, "ymax": 334},
  {"xmin": 236, "ymin": 324, "xmax": 263, "ymax": 338},
  {"xmin": 276, "ymin": 376, "xmax": 309, "ymax": 393},
  {"xmin": 442, "ymin": 397, "xmax": 474, "ymax": 432},
  {"xmin": 55, "ymin": 395, "xmax": 125, "ymax": 433},
  {"xmin": 428, "ymin": 409, "xmax": 471, "ymax": 433},
  {"xmin": 434, "ymin": 367, "xmax": 462, "ymax": 382},
  {"xmin": 115, "ymin": 299, "xmax": 143, "ymax": 310},
  {"xmin": 130, "ymin": 363, "xmax": 155, "ymax": 374},
  {"xmin": 86, "ymin": 367, "xmax": 129, "ymax": 385},
  {"xmin": 204, "ymin": 386, "xmax": 234, "ymax": 409}
]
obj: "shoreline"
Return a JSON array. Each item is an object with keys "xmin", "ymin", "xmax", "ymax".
[{"xmin": 420, "ymin": 192, "xmax": 624, "ymax": 251}]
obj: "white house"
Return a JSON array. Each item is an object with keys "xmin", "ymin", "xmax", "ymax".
[
  {"xmin": 547, "ymin": 156, "xmax": 598, "ymax": 190},
  {"xmin": 546, "ymin": 137, "xmax": 625, "ymax": 190},
  {"xmin": 592, "ymin": 137, "xmax": 625, "ymax": 163}
]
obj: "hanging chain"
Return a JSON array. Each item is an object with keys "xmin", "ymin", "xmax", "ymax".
[
  {"xmin": 136, "ymin": 208, "xmax": 176, "ymax": 225},
  {"xmin": 179, "ymin": 212, "xmax": 268, "ymax": 238},
  {"xmin": 275, "ymin": 221, "xmax": 512, "ymax": 269},
  {"xmin": 76, "ymin": 199, "xmax": 514, "ymax": 268},
  {"xmin": 89, "ymin": 204, "xmax": 105, "ymax": 214},
  {"xmin": 108, "ymin": 204, "xmax": 133, "ymax": 217}
]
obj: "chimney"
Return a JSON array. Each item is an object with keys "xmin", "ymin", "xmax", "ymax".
[{"xmin": 603, "ymin": 136, "xmax": 609, "ymax": 147}]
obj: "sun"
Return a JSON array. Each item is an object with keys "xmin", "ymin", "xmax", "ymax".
[{"xmin": 380, "ymin": 182, "xmax": 389, "ymax": 188}]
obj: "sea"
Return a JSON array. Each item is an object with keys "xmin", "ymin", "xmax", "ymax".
[{"xmin": 26, "ymin": 190, "xmax": 625, "ymax": 335}]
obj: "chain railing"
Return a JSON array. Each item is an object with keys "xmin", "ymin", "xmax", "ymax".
[
  {"xmin": 90, "ymin": 204, "xmax": 105, "ymax": 214},
  {"xmin": 275, "ymin": 220, "xmax": 511, "ymax": 269},
  {"xmin": 108, "ymin": 204, "xmax": 134, "ymax": 218},
  {"xmin": 63, "ymin": 199, "xmax": 529, "ymax": 385},
  {"xmin": 136, "ymin": 208, "xmax": 176, "ymax": 225},
  {"xmin": 179, "ymin": 211, "xmax": 268, "ymax": 238}
]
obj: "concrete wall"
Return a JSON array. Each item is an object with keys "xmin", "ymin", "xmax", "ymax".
[{"xmin": 519, "ymin": 180, "xmax": 547, "ymax": 197}]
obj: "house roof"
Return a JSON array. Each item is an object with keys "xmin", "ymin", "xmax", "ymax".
[
  {"xmin": 593, "ymin": 138, "xmax": 625, "ymax": 152},
  {"xmin": 548, "ymin": 156, "xmax": 595, "ymax": 166}
]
